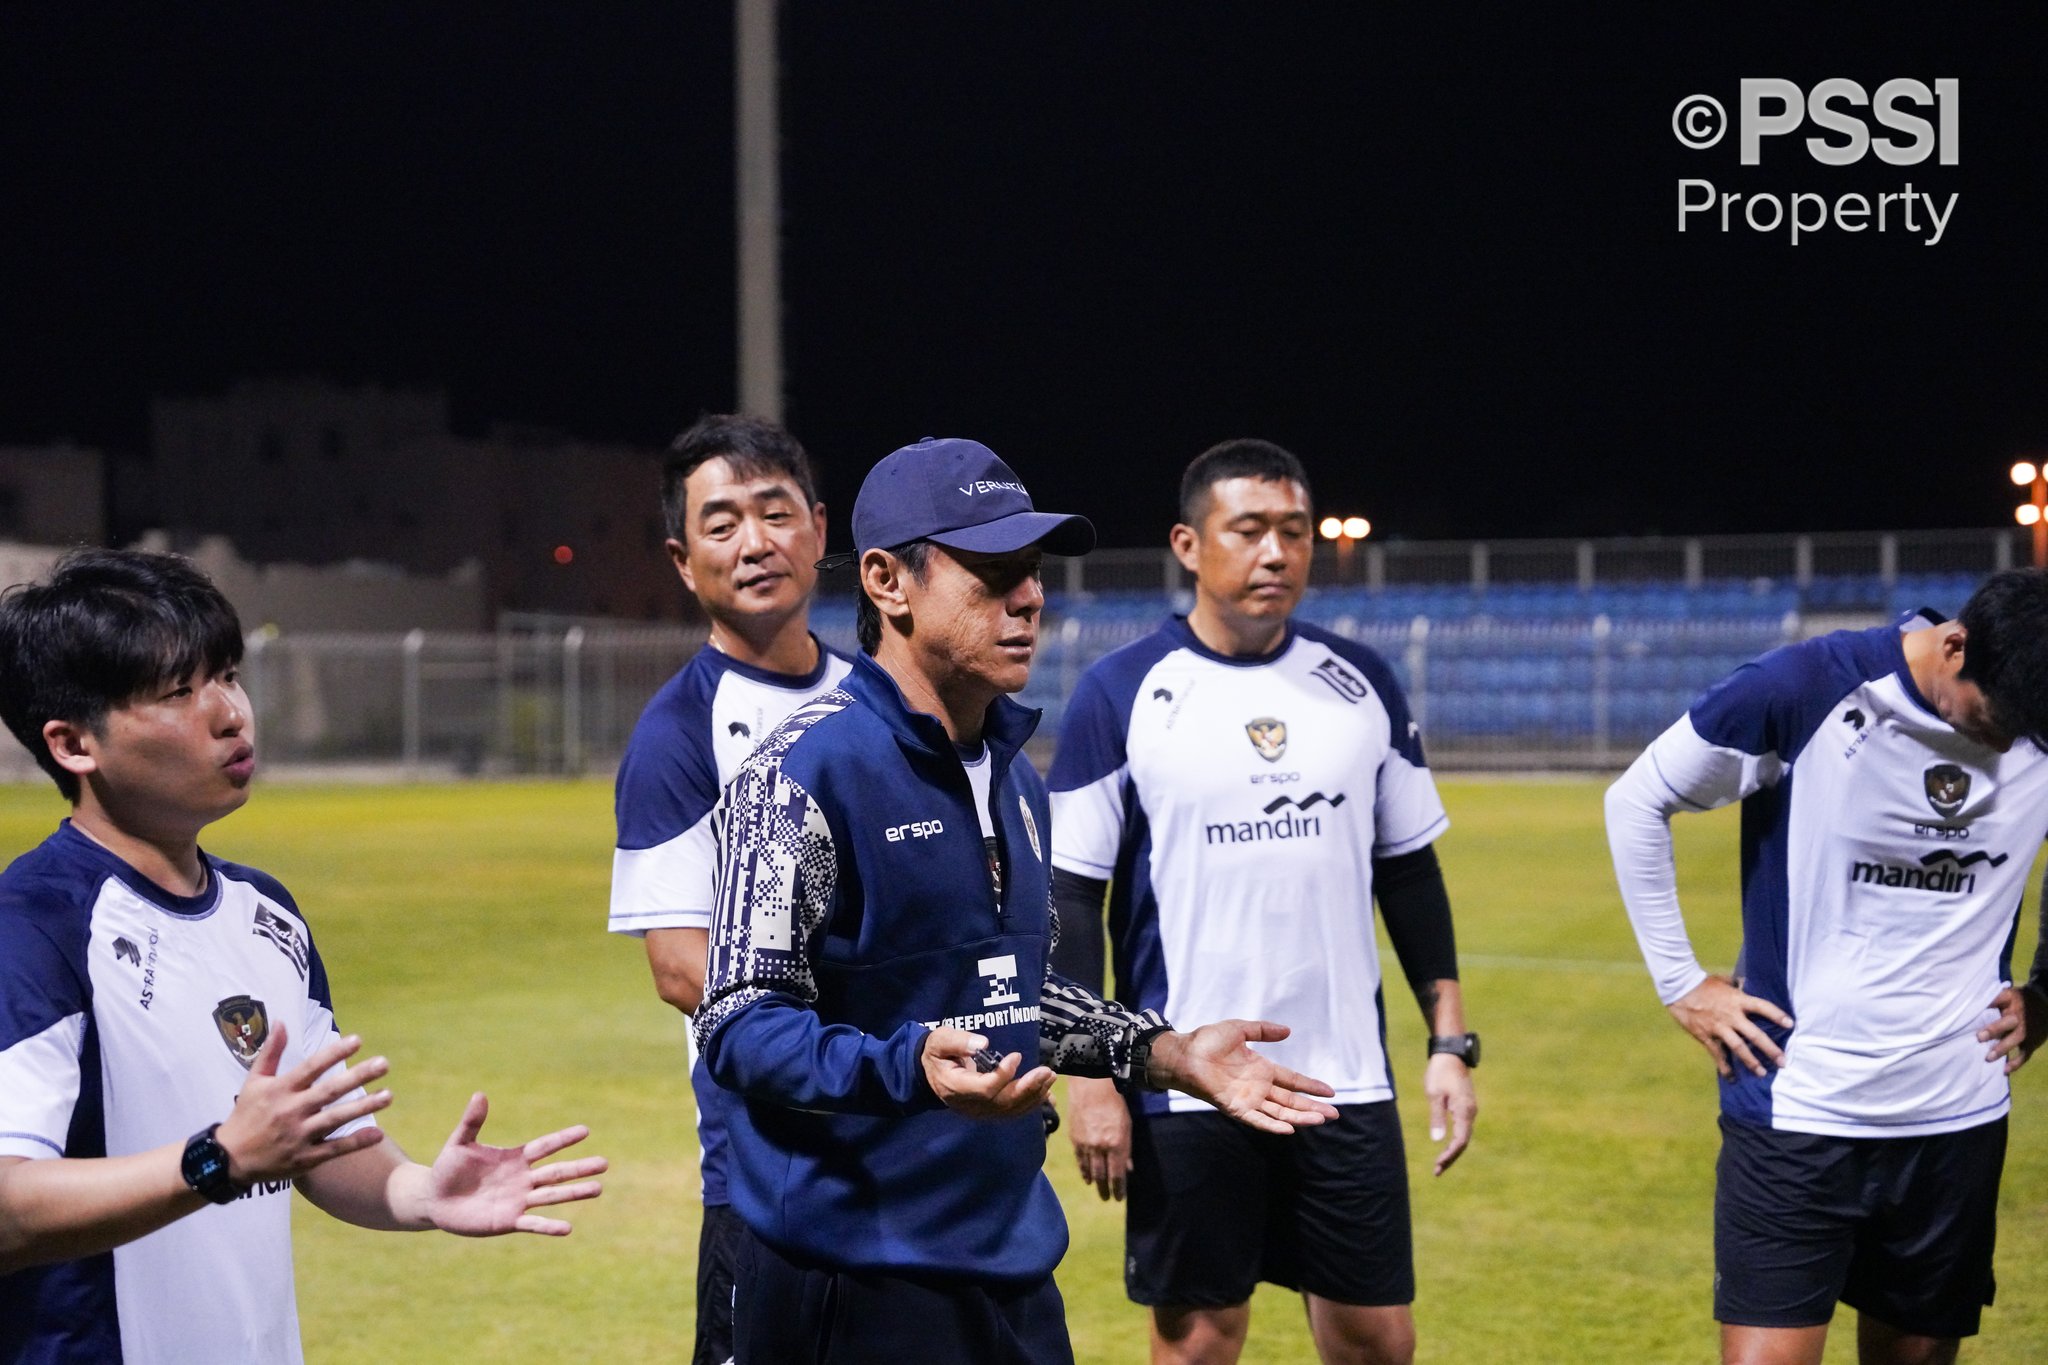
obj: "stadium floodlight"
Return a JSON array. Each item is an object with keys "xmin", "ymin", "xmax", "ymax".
[
  {"xmin": 2012, "ymin": 458, "xmax": 2048, "ymax": 566},
  {"xmin": 1341, "ymin": 516, "xmax": 1372, "ymax": 539},
  {"xmin": 1318, "ymin": 517, "xmax": 1344, "ymax": 540}
]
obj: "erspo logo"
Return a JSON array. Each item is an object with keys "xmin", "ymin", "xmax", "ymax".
[{"xmin": 1670, "ymin": 79, "xmax": 1960, "ymax": 245}]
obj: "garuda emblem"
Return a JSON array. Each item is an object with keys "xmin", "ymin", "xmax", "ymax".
[
  {"xmin": 1924, "ymin": 764, "xmax": 1970, "ymax": 820},
  {"xmin": 213, "ymin": 995, "xmax": 269, "ymax": 1069},
  {"xmin": 1245, "ymin": 717, "xmax": 1288, "ymax": 763}
]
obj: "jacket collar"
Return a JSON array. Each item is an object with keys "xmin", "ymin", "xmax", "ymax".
[{"xmin": 847, "ymin": 652, "xmax": 1041, "ymax": 777}]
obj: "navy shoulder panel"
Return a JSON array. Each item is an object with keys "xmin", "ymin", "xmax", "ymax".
[
  {"xmin": 1047, "ymin": 625, "xmax": 1183, "ymax": 792},
  {"xmin": 615, "ymin": 650, "xmax": 724, "ymax": 850},
  {"xmin": 1689, "ymin": 626, "xmax": 1897, "ymax": 764},
  {"xmin": 0, "ymin": 832, "xmax": 105, "ymax": 1051}
]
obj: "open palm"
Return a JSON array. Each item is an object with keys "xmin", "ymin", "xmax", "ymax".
[{"xmin": 423, "ymin": 1092, "xmax": 607, "ymax": 1237}]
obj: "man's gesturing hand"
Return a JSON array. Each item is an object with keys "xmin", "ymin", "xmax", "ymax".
[
  {"xmin": 416, "ymin": 1093, "xmax": 606, "ymax": 1237},
  {"xmin": 1668, "ymin": 975, "xmax": 1792, "ymax": 1079},
  {"xmin": 1979, "ymin": 983, "xmax": 2048, "ymax": 1075},
  {"xmin": 1066, "ymin": 1076, "xmax": 1132, "ymax": 1201},
  {"xmin": 216, "ymin": 1023, "xmax": 391, "ymax": 1185},
  {"xmin": 922, "ymin": 1027, "xmax": 1055, "ymax": 1120},
  {"xmin": 1143, "ymin": 1021, "xmax": 1339, "ymax": 1134}
]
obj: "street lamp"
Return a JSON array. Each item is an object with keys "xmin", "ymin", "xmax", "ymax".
[{"xmin": 2012, "ymin": 461, "xmax": 2046, "ymax": 568}]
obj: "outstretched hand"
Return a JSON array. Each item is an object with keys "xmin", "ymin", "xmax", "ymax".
[
  {"xmin": 1668, "ymin": 975, "xmax": 1792, "ymax": 1079},
  {"xmin": 420, "ymin": 1093, "xmax": 606, "ymax": 1237},
  {"xmin": 1144, "ymin": 1021, "xmax": 1339, "ymax": 1134}
]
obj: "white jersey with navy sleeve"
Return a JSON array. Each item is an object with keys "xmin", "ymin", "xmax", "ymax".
[
  {"xmin": 0, "ymin": 823, "xmax": 374, "ymax": 1365},
  {"xmin": 1047, "ymin": 615, "xmax": 1448, "ymax": 1114},
  {"xmin": 607, "ymin": 639, "xmax": 851, "ymax": 1205},
  {"xmin": 1612, "ymin": 618, "xmax": 2048, "ymax": 1139}
]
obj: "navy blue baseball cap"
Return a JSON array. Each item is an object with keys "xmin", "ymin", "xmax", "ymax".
[{"xmin": 817, "ymin": 437, "xmax": 1096, "ymax": 569}]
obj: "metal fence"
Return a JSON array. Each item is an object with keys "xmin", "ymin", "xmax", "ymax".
[
  {"xmin": 0, "ymin": 611, "xmax": 1805, "ymax": 783},
  {"xmin": 0, "ymin": 524, "xmax": 2006, "ymax": 781}
]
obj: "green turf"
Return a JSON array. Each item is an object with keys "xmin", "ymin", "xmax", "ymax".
[{"xmin": 1, "ymin": 776, "xmax": 2043, "ymax": 1362}]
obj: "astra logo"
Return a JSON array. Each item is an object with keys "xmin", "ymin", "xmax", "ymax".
[
  {"xmin": 112, "ymin": 936, "xmax": 141, "ymax": 966},
  {"xmin": 1843, "ymin": 708, "xmax": 1866, "ymax": 729},
  {"xmin": 1152, "ymin": 687, "xmax": 1173, "ymax": 702},
  {"xmin": 957, "ymin": 480, "xmax": 1028, "ymax": 497},
  {"xmin": 1850, "ymin": 848, "xmax": 2008, "ymax": 896},
  {"xmin": 886, "ymin": 819, "xmax": 944, "ymax": 842}
]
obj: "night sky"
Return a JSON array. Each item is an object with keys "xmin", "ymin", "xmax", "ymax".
[{"xmin": 4, "ymin": 5, "xmax": 2046, "ymax": 546}]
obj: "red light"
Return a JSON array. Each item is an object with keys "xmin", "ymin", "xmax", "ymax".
[{"xmin": 553, "ymin": 545, "xmax": 574, "ymax": 565}]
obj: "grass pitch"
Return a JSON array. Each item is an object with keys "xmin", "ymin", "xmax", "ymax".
[{"xmin": 1, "ymin": 776, "xmax": 2043, "ymax": 1363}]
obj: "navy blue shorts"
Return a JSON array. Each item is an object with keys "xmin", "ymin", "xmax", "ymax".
[
  {"xmin": 730, "ymin": 1221, "xmax": 1074, "ymax": 1365},
  {"xmin": 1714, "ymin": 1114, "xmax": 2005, "ymax": 1338},
  {"xmin": 694, "ymin": 1203, "xmax": 743, "ymax": 1365},
  {"xmin": 1125, "ymin": 1100, "xmax": 1413, "ymax": 1309}
]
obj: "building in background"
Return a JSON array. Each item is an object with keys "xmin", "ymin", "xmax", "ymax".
[
  {"xmin": 0, "ymin": 444, "xmax": 106, "ymax": 546},
  {"xmin": 149, "ymin": 380, "xmax": 679, "ymax": 620}
]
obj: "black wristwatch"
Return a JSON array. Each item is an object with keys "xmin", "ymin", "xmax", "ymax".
[
  {"xmin": 181, "ymin": 1123, "xmax": 246, "ymax": 1205},
  {"xmin": 1428, "ymin": 1033, "xmax": 1481, "ymax": 1068},
  {"xmin": 1128, "ymin": 1026, "xmax": 1172, "ymax": 1092}
]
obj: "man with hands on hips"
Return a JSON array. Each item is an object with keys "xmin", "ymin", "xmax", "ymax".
[{"xmin": 1606, "ymin": 570, "xmax": 2048, "ymax": 1365}]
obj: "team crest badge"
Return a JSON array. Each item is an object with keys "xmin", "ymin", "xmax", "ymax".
[
  {"xmin": 1245, "ymin": 717, "xmax": 1288, "ymax": 762},
  {"xmin": 1924, "ymin": 764, "xmax": 1971, "ymax": 819},
  {"xmin": 212, "ymin": 995, "xmax": 269, "ymax": 1069},
  {"xmin": 1018, "ymin": 796, "xmax": 1042, "ymax": 861}
]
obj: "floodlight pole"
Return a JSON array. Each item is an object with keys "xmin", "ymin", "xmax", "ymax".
[{"xmin": 736, "ymin": 0, "xmax": 784, "ymax": 421}]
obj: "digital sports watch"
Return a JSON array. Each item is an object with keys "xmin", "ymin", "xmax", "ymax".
[{"xmin": 180, "ymin": 1123, "xmax": 247, "ymax": 1205}]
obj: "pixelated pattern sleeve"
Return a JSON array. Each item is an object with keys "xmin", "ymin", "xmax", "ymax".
[
  {"xmin": 694, "ymin": 755, "xmax": 839, "ymax": 1051},
  {"xmin": 1039, "ymin": 968, "xmax": 1166, "ymax": 1089}
]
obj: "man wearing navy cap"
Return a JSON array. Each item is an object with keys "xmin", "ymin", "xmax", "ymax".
[{"xmin": 695, "ymin": 437, "xmax": 1340, "ymax": 1364}]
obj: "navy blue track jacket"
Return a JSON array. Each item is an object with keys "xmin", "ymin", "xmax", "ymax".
[{"xmin": 696, "ymin": 653, "xmax": 1164, "ymax": 1284}]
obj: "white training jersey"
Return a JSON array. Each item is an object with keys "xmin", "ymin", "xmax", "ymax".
[
  {"xmin": 0, "ymin": 822, "xmax": 374, "ymax": 1365},
  {"xmin": 1609, "ymin": 616, "xmax": 2048, "ymax": 1138},
  {"xmin": 608, "ymin": 638, "xmax": 851, "ymax": 1206},
  {"xmin": 1048, "ymin": 615, "xmax": 1448, "ymax": 1113}
]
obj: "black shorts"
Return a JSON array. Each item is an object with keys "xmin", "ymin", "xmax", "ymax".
[
  {"xmin": 1125, "ymin": 1100, "xmax": 1413, "ymax": 1309},
  {"xmin": 730, "ymin": 1221, "xmax": 1073, "ymax": 1365},
  {"xmin": 1715, "ymin": 1114, "xmax": 2006, "ymax": 1338},
  {"xmin": 694, "ymin": 1203, "xmax": 744, "ymax": 1365}
]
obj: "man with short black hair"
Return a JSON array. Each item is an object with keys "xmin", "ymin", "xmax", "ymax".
[
  {"xmin": 1049, "ymin": 437, "xmax": 1478, "ymax": 1365},
  {"xmin": 1606, "ymin": 568, "xmax": 2048, "ymax": 1365},
  {"xmin": 0, "ymin": 548, "xmax": 604, "ymax": 1365},
  {"xmin": 697, "ymin": 436, "xmax": 1340, "ymax": 1365},
  {"xmin": 608, "ymin": 412, "xmax": 851, "ymax": 1365}
]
